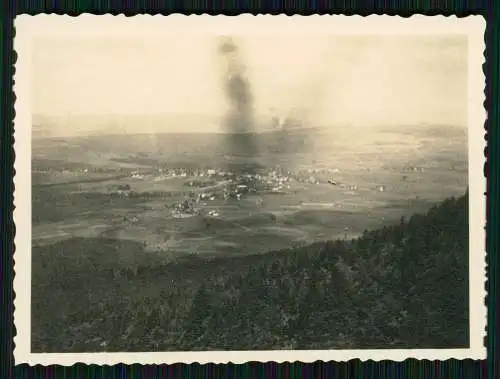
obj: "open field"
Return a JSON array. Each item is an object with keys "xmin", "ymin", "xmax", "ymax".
[{"xmin": 32, "ymin": 125, "xmax": 467, "ymax": 258}]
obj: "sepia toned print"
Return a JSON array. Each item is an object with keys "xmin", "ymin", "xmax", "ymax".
[{"xmin": 14, "ymin": 15, "xmax": 486, "ymax": 365}]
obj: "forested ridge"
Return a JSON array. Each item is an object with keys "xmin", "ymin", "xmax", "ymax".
[{"xmin": 32, "ymin": 193, "xmax": 469, "ymax": 352}]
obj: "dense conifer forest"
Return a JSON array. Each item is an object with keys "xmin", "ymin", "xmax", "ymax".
[{"xmin": 32, "ymin": 192, "xmax": 469, "ymax": 352}]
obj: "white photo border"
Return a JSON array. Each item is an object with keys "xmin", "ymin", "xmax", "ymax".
[{"xmin": 13, "ymin": 14, "xmax": 487, "ymax": 365}]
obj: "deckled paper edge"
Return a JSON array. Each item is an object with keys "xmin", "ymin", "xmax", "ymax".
[{"xmin": 12, "ymin": 14, "xmax": 487, "ymax": 365}]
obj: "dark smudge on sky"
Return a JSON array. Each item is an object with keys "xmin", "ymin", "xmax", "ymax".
[
  {"xmin": 217, "ymin": 37, "xmax": 261, "ymax": 174},
  {"xmin": 216, "ymin": 37, "xmax": 317, "ymax": 174}
]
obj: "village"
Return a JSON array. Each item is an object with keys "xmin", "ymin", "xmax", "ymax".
[{"xmin": 99, "ymin": 162, "xmax": 428, "ymax": 221}]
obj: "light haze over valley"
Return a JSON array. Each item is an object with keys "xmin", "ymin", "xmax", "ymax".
[{"xmin": 32, "ymin": 34, "xmax": 468, "ymax": 259}]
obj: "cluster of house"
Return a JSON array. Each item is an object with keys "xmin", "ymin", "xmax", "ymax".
[
  {"xmin": 170, "ymin": 199, "xmax": 200, "ymax": 217},
  {"xmin": 108, "ymin": 184, "xmax": 134, "ymax": 197},
  {"xmin": 110, "ymin": 164, "xmax": 401, "ymax": 219},
  {"xmin": 169, "ymin": 197, "xmax": 222, "ymax": 219},
  {"xmin": 153, "ymin": 167, "xmax": 236, "ymax": 179},
  {"xmin": 401, "ymin": 166, "xmax": 425, "ymax": 173}
]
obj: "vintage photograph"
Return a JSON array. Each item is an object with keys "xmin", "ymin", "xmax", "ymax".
[{"xmin": 14, "ymin": 15, "xmax": 486, "ymax": 364}]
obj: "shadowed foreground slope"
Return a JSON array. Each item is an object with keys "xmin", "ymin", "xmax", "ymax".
[{"xmin": 32, "ymin": 193, "xmax": 469, "ymax": 352}]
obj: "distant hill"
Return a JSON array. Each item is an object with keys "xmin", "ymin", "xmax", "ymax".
[
  {"xmin": 32, "ymin": 192, "xmax": 469, "ymax": 352},
  {"xmin": 378, "ymin": 123, "xmax": 467, "ymax": 139},
  {"xmin": 31, "ymin": 120, "xmax": 467, "ymax": 174},
  {"xmin": 31, "ymin": 113, "xmax": 225, "ymax": 137},
  {"xmin": 31, "ymin": 127, "xmax": 323, "ymax": 169}
]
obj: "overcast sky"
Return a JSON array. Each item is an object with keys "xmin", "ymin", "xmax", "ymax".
[{"xmin": 32, "ymin": 34, "xmax": 467, "ymax": 135}]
